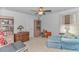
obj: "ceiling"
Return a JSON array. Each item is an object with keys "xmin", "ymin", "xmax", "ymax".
[{"xmin": 3, "ymin": 7, "xmax": 76, "ymax": 15}]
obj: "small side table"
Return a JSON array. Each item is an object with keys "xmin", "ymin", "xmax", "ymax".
[{"xmin": 45, "ymin": 32, "xmax": 52, "ymax": 38}]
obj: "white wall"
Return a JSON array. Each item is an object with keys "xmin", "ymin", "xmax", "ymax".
[
  {"xmin": 0, "ymin": 9, "xmax": 34, "ymax": 37},
  {"xmin": 42, "ymin": 8, "xmax": 79, "ymax": 36},
  {"xmin": 41, "ymin": 13, "xmax": 60, "ymax": 35},
  {"xmin": 1, "ymin": 8, "xmax": 79, "ymax": 37}
]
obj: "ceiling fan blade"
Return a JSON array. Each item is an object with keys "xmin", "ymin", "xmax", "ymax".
[
  {"xmin": 44, "ymin": 10, "xmax": 51, "ymax": 12},
  {"xmin": 31, "ymin": 7, "xmax": 52, "ymax": 15},
  {"xmin": 31, "ymin": 10, "xmax": 38, "ymax": 12}
]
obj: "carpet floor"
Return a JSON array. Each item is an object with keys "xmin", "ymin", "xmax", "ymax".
[{"xmin": 24, "ymin": 37, "xmax": 73, "ymax": 52}]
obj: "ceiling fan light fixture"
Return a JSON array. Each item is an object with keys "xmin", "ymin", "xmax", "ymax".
[
  {"xmin": 39, "ymin": 7, "xmax": 44, "ymax": 11},
  {"xmin": 32, "ymin": 7, "xmax": 51, "ymax": 15},
  {"xmin": 38, "ymin": 11, "xmax": 44, "ymax": 15}
]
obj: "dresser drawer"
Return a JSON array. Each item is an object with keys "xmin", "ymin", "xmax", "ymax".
[
  {"xmin": 14, "ymin": 32, "xmax": 29, "ymax": 42},
  {"xmin": 15, "ymin": 34, "xmax": 20, "ymax": 37}
]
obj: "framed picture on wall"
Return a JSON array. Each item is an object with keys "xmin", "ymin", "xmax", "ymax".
[
  {"xmin": 61, "ymin": 14, "xmax": 76, "ymax": 25},
  {"xmin": 64, "ymin": 15, "xmax": 70, "ymax": 24}
]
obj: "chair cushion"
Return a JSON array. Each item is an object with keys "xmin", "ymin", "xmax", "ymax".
[
  {"xmin": 47, "ymin": 42, "xmax": 61, "ymax": 48},
  {"xmin": 0, "ymin": 44, "xmax": 16, "ymax": 52},
  {"xmin": 48, "ymin": 35, "xmax": 60, "ymax": 43},
  {"xmin": 13, "ymin": 41, "xmax": 25, "ymax": 50},
  {"xmin": 61, "ymin": 38, "xmax": 79, "ymax": 43}
]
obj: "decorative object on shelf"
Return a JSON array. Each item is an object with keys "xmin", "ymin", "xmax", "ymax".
[
  {"xmin": 17, "ymin": 25, "xmax": 24, "ymax": 32},
  {"xmin": 0, "ymin": 32, "xmax": 5, "ymax": 46}
]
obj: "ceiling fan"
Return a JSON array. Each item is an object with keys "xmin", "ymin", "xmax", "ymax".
[{"xmin": 32, "ymin": 7, "xmax": 52, "ymax": 15}]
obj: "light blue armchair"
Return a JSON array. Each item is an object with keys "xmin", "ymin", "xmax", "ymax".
[{"xmin": 47, "ymin": 35, "xmax": 79, "ymax": 51}]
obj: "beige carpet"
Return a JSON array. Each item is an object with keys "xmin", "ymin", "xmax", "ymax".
[{"xmin": 24, "ymin": 37, "xmax": 73, "ymax": 52}]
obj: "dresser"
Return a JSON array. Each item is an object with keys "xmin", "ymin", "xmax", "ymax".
[{"xmin": 14, "ymin": 32, "xmax": 29, "ymax": 42}]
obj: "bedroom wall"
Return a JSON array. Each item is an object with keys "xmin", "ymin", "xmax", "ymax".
[
  {"xmin": 41, "ymin": 13, "xmax": 60, "ymax": 35},
  {"xmin": 41, "ymin": 8, "xmax": 79, "ymax": 36},
  {"xmin": 0, "ymin": 9, "xmax": 34, "ymax": 37},
  {"xmin": 0, "ymin": 8, "xmax": 79, "ymax": 37}
]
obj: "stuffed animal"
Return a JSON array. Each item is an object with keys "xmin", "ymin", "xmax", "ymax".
[{"xmin": 0, "ymin": 32, "xmax": 5, "ymax": 46}]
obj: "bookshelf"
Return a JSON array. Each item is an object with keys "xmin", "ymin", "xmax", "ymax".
[
  {"xmin": 34, "ymin": 20, "xmax": 41, "ymax": 37},
  {"xmin": 0, "ymin": 16, "xmax": 14, "ymax": 45}
]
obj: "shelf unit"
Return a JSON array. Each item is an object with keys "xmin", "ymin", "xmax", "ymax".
[
  {"xmin": 0, "ymin": 16, "xmax": 14, "ymax": 45},
  {"xmin": 34, "ymin": 20, "xmax": 41, "ymax": 37}
]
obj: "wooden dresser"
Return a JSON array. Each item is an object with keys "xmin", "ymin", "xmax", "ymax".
[{"xmin": 14, "ymin": 32, "xmax": 29, "ymax": 42}]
